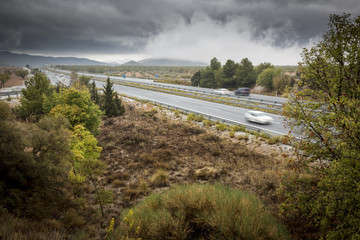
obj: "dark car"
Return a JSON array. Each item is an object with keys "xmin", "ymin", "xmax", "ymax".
[{"xmin": 234, "ymin": 87, "xmax": 250, "ymax": 96}]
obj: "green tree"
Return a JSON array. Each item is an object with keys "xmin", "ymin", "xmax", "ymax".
[
  {"xmin": 48, "ymin": 86, "xmax": 102, "ymax": 135},
  {"xmin": 69, "ymin": 125, "xmax": 106, "ymax": 216},
  {"xmin": 102, "ymin": 77, "xmax": 125, "ymax": 117},
  {"xmin": 114, "ymin": 93, "xmax": 125, "ymax": 116},
  {"xmin": 90, "ymin": 80, "xmax": 99, "ymax": 104},
  {"xmin": 280, "ymin": 13, "xmax": 360, "ymax": 239},
  {"xmin": 190, "ymin": 70, "xmax": 201, "ymax": 86},
  {"xmin": 15, "ymin": 69, "xmax": 28, "ymax": 79},
  {"xmin": 222, "ymin": 59, "xmax": 236, "ymax": 78},
  {"xmin": 15, "ymin": 73, "xmax": 54, "ymax": 120},
  {"xmin": 210, "ymin": 57, "xmax": 221, "ymax": 71},
  {"xmin": 235, "ymin": 58, "xmax": 256, "ymax": 87},
  {"xmin": 200, "ymin": 67, "xmax": 217, "ymax": 88},
  {"xmin": 255, "ymin": 62, "xmax": 273, "ymax": 76},
  {"xmin": 218, "ymin": 59, "xmax": 236, "ymax": 88},
  {"xmin": 256, "ymin": 68, "xmax": 279, "ymax": 90},
  {"xmin": 79, "ymin": 75, "xmax": 92, "ymax": 87},
  {"xmin": 0, "ymin": 102, "xmax": 71, "ymax": 215},
  {"xmin": 0, "ymin": 70, "xmax": 11, "ymax": 88}
]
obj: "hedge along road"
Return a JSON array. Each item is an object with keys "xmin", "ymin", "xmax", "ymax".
[{"xmin": 94, "ymin": 80, "xmax": 290, "ymax": 136}]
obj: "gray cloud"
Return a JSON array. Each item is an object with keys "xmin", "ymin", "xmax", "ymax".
[{"xmin": 0, "ymin": 0, "xmax": 359, "ymax": 64}]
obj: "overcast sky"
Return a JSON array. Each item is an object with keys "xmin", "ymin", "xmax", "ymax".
[{"xmin": 1, "ymin": 0, "xmax": 359, "ymax": 65}]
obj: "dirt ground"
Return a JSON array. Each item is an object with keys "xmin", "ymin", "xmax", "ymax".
[
  {"xmin": 3, "ymin": 74, "xmax": 24, "ymax": 87},
  {"xmin": 0, "ymin": 67, "xmax": 26, "ymax": 88},
  {"xmin": 95, "ymin": 99, "xmax": 296, "ymax": 231}
]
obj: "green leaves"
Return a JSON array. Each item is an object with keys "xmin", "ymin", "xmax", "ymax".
[
  {"xmin": 49, "ymin": 86, "xmax": 102, "ymax": 135},
  {"xmin": 194, "ymin": 57, "xmax": 256, "ymax": 88},
  {"xmin": 70, "ymin": 125, "xmax": 103, "ymax": 179},
  {"xmin": 15, "ymin": 73, "xmax": 54, "ymax": 120},
  {"xmin": 281, "ymin": 13, "xmax": 360, "ymax": 238}
]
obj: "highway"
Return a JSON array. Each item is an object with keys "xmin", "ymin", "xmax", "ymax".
[
  {"xmin": 50, "ymin": 69, "xmax": 288, "ymax": 104},
  {"xmin": 95, "ymin": 80, "xmax": 289, "ymax": 136},
  {"xmin": 44, "ymin": 70, "xmax": 290, "ymax": 136}
]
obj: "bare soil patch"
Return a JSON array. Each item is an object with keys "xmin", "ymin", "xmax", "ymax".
[{"xmin": 0, "ymin": 67, "xmax": 25, "ymax": 88}]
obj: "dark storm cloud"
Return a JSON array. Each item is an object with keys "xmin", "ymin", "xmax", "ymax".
[{"xmin": 0, "ymin": 0, "xmax": 359, "ymax": 63}]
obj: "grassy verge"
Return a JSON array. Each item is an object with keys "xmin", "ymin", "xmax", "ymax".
[{"xmin": 108, "ymin": 183, "xmax": 291, "ymax": 240}]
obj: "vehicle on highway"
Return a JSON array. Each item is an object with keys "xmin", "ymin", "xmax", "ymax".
[
  {"xmin": 234, "ymin": 87, "xmax": 250, "ymax": 96},
  {"xmin": 245, "ymin": 110, "xmax": 273, "ymax": 124},
  {"xmin": 214, "ymin": 88, "xmax": 231, "ymax": 95}
]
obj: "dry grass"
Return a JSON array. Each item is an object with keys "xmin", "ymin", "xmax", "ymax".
[
  {"xmin": 112, "ymin": 184, "xmax": 291, "ymax": 240},
  {"xmin": 97, "ymin": 103, "xmax": 294, "ymax": 216},
  {"xmin": 0, "ymin": 213, "xmax": 69, "ymax": 240},
  {"xmin": 2, "ymin": 100, "xmax": 295, "ymax": 239}
]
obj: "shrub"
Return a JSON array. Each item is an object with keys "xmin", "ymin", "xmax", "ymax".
[
  {"xmin": 267, "ymin": 135, "xmax": 282, "ymax": 145},
  {"xmin": 215, "ymin": 123, "xmax": 228, "ymax": 131},
  {"xmin": 229, "ymin": 131, "xmax": 235, "ymax": 138},
  {"xmin": 231, "ymin": 125, "xmax": 245, "ymax": 132},
  {"xmin": 187, "ymin": 113, "xmax": 194, "ymax": 122},
  {"xmin": 114, "ymin": 183, "xmax": 291, "ymax": 240},
  {"xmin": 150, "ymin": 169, "xmax": 168, "ymax": 187},
  {"xmin": 202, "ymin": 119, "xmax": 213, "ymax": 128}
]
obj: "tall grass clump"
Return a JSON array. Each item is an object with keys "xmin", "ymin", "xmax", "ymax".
[
  {"xmin": 187, "ymin": 113, "xmax": 204, "ymax": 122},
  {"xmin": 113, "ymin": 183, "xmax": 291, "ymax": 240},
  {"xmin": 215, "ymin": 122, "xmax": 228, "ymax": 131}
]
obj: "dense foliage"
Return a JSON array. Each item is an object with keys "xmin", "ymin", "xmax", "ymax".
[
  {"xmin": 15, "ymin": 73, "xmax": 54, "ymax": 120},
  {"xmin": 14, "ymin": 69, "xmax": 29, "ymax": 79},
  {"xmin": 0, "ymin": 102, "xmax": 71, "ymax": 216},
  {"xmin": 192, "ymin": 57, "xmax": 257, "ymax": 89},
  {"xmin": 110, "ymin": 183, "xmax": 291, "ymax": 240},
  {"xmin": 0, "ymin": 70, "xmax": 11, "ymax": 88},
  {"xmin": 47, "ymin": 86, "xmax": 102, "ymax": 135},
  {"xmin": 280, "ymin": 13, "xmax": 360, "ymax": 239}
]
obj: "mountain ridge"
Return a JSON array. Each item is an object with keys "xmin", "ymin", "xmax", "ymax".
[
  {"xmin": 0, "ymin": 51, "xmax": 106, "ymax": 67},
  {"xmin": 0, "ymin": 51, "xmax": 208, "ymax": 67}
]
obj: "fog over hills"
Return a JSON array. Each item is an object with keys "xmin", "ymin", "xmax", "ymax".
[
  {"xmin": 0, "ymin": 51, "xmax": 207, "ymax": 67},
  {"xmin": 123, "ymin": 58, "xmax": 207, "ymax": 66},
  {"xmin": 0, "ymin": 51, "xmax": 106, "ymax": 67}
]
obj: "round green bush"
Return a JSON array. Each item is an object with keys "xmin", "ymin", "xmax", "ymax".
[{"xmin": 112, "ymin": 183, "xmax": 291, "ymax": 240}]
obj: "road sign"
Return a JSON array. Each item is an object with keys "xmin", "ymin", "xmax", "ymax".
[
  {"xmin": 155, "ymin": 74, "xmax": 159, "ymax": 78},
  {"xmin": 123, "ymin": 75, "xmax": 126, "ymax": 78}
]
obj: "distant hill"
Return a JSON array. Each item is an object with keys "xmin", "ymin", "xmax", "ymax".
[
  {"xmin": 0, "ymin": 51, "xmax": 106, "ymax": 67},
  {"xmin": 123, "ymin": 58, "xmax": 207, "ymax": 66},
  {"xmin": 122, "ymin": 60, "xmax": 142, "ymax": 66}
]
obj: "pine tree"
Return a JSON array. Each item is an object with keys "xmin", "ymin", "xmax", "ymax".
[
  {"xmin": 90, "ymin": 80, "xmax": 99, "ymax": 104},
  {"xmin": 114, "ymin": 93, "xmax": 125, "ymax": 116},
  {"xmin": 103, "ymin": 77, "xmax": 115, "ymax": 117},
  {"xmin": 102, "ymin": 77, "xmax": 125, "ymax": 117}
]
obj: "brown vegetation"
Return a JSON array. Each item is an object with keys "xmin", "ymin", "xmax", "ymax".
[
  {"xmin": 1, "ymin": 94, "xmax": 298, "ymax": 239},
  {"xmin": 97, "ymin": 101, "xmax": 295, "ymax": 221}
]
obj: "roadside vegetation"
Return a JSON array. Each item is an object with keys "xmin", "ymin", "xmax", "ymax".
[
  {"xmin": 1, "ymin": 13, "xmax": 359, "ymax": 240},
  {"xmin": 279, "ymin": 13, "xmax": 360, "ymax": 239},
  {"xmin": 190, "ymin": 58, "xmax": 298, "ymax": 97},
  {"xmin": 0, "ymin": 67, "xmax": 30, "ymax": 88},
  {"xmin": 54, "ymin": 65, "xmax": 203, "ymax": 83}
]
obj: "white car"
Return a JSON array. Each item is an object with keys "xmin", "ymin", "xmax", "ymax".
[
  {"xmin": 245, "ymin": 111, "xmax": 273, "ymax": 124},
  {"xmin": 214, "ymin": 88, "xmax": 231, "ymax": 95}
]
